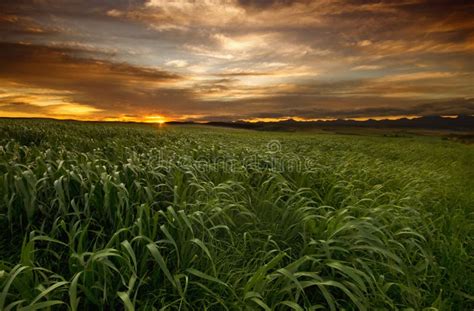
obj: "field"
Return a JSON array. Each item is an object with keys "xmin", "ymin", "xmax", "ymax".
[{"xmin": 0, "ymin": 119, "xmax": 473, "ymax": 310}]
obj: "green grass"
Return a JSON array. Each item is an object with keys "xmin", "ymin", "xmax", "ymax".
[{"xmin": 0, "ymin": 118, "xmax": 473, "ymax": 310}]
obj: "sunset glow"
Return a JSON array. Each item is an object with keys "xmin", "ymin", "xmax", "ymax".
[
  {"xmin": 0, "ymin": 1, "xmax": 473, "ymax": 122},
  {"xmin": 144, "ymin": 115, "xmax": 168, "ymax": 124}
]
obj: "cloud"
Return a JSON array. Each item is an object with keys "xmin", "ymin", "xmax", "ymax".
[
  {"xmin": 351, "ymin": 65, "xmax": 381, "ymax": 71},
  {"xmin": 0, "ymin": 101, "xmax": 45, "ymax": 113},
  {"xmin": 0, "ymin": 99, "xmax": 102, "ymax": 119},
  {"xmin": 166, "ymin": 59, "xmax": 189, "ymax": 68},
  {"xmin": 237, "ymin": 0, "xmax": 301, "ymax": 9},
  {"xmin": 1, "ymin": 41, "xmax": 472, "ymax": 121},
  {"xmin": 0, "ymin": 13, "xmax": 60, "ymax": 36},
  {"xmin": 377, "ymin": 71, "xmax": 461, "ymax": 82},
  {"xmin": 183, "ymin": 97, "xmax": 474, "ymax": 121},
  {"xmin": 357, "ymin": 40, "xmax": 372, "ymax": 47},
  {"xmin": 0, "ymin": 0, "xmax": 473, "ymax": 121},
  {"xmin": 0, "ymin": 42, "xmax": 190, "ymax": 118}
]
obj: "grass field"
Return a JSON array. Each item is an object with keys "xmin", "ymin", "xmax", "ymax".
[{"xmin": 0, "ymin": 119, "xmax": 473, "ymax": 310}]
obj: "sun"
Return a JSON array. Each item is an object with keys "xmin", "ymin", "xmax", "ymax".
[{"xmin": 144, "ymin": 115, "xmax": 167, "ymax": 124}]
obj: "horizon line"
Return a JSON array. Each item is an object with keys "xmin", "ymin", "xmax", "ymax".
[{"xmin": 0, "ymin": 114, "xmax": 472, "ymax": 125}]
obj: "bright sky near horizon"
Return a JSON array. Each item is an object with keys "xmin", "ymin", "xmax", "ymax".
[{"xmin": 0, "ymin": 0, "xmax": 473, "ymax": 122}]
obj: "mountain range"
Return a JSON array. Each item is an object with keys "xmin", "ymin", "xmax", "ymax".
[{"xmin": 168, "ymin": 115, "xmax": 474, "ymax": 132}]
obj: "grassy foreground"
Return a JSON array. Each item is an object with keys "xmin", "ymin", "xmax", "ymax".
[{"xmin": 0, "ymin": 119, "xmax": 473, "ymax": 310}]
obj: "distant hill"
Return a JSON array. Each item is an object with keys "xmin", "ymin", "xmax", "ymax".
[{"xmin": 168, "ymin": 115, "xmax": 474, "ymax": 132}]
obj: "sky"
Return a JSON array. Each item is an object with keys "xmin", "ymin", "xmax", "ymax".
[{"xmin": 0, "ymin": 0, "xmax": 473, "ymax": 122}]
